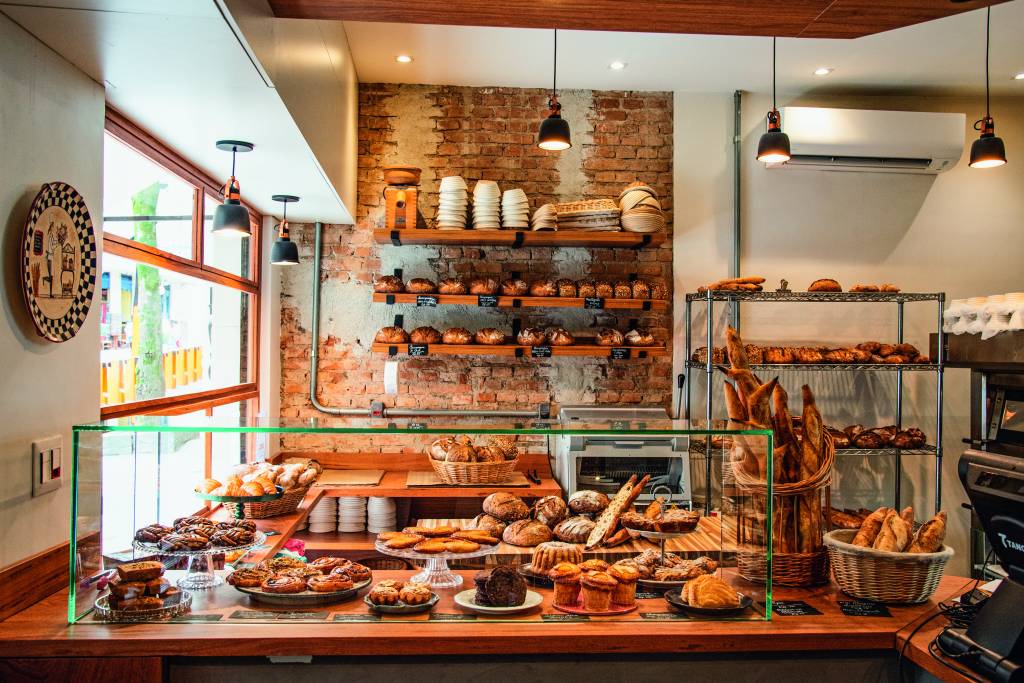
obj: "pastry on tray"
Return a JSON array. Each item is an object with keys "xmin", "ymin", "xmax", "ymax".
[
  {"xmin": 307, "ymin": 573, "xmax": 353, "ymax": 593},
  {"xmin": 227, "ymin": 568, "xmax": 272, "ymax": 588},
  {"xmin": 683, "ymin": 575, "xmax": 739, "ymax": 608},
  {"xmin": 548, "ymin": 562, "xmax": 582, "ymax": 607},
  {"xmin": 398, "ymin": 582, "xmax": 433, "ymax": 605},
  {"xmin": 368, "ymin": 584, "xmax": 400, "ymax": 605}
]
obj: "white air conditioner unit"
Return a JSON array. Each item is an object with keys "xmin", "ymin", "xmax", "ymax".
[{"xmin": 769, "ymin": 107, "xmax": 966, "ymax": 174}]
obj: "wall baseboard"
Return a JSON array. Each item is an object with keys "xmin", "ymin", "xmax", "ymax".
[{"xmin": 0, "ymin": 542, "xmax": 70, "ymax": 621}]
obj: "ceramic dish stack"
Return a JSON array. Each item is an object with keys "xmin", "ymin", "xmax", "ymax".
[
  {"xmin": 307, "ymin": 496, "xmax": 338, "ymax": 534},
  {"xmin": 501, "ymin": 189, "xmax": 530, "ymax": 229},
  {"xmin": 472, "ymin": 180, "xmax": 501, "ymax": 229},
  {"xmin": 337, "ymin": 496, "xmax": 367, "ymax": 533},
  {"xmin": 618, "ymin": 182, "xmax": 666, "ymax": 234},
  {"xmin": 531, "ymin": 203, "xmax": 556, "ymax": 231},
  {"xmin": 437, "ymin": 175, "xmax": 469, "ymax": 230},
  {"xmin": 554, "ymin": 198, "xmax": 621, "ymax": 231},
  {"xmin": 367, "ymin": 497, "xmax": 397, "ymax": 533}
]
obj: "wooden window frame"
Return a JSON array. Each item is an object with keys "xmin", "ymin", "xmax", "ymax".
[{"xmin": 100, "ymin": 106, "xmax": 262, "ymax": 420}]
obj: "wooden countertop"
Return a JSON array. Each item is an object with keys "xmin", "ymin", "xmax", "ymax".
[{"xmin": 0, "ymin": 571, "xmax": 970, "ymax": 660}]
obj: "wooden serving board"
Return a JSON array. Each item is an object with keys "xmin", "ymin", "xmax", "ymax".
[
  {"xmin": 314, "ymin": 470, "xmax": 385, "ymax": 487},
  {"xmin": 406, "ymin": 471, "xmax": 531, "ymax": 488}
]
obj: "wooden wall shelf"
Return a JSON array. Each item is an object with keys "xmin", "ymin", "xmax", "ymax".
[
  {"xmin": 373, "ymin": 228, "xmax": 665, "ymax": 249},
  {"xmin": 372, "ymin": 292, "xmax": 669, "ymax": 311},
  {"xmin": 313, "ymin": 470, "xmax": 560, "ymax": 498},
  {"xmin": 371, "ymin": 341, "xmax": 668, "ymax": 358}
]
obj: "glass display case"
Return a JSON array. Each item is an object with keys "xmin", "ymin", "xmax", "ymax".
[{"xmin": 70, "ymin": 417, "xmax": 773, "ymax": 624}]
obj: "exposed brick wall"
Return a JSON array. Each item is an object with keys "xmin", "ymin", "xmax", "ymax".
[{"xmin": 279, "ymin": 84, "xmax": 673, "ymax": 452}]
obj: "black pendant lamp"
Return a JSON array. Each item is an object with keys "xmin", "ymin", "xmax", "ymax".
[
  {"xmin": 538, "ymin": 29, "xmax": 571, "ymax": 151},
  {"xmin": 212, "ymin": 140, "xmax": 254, "ymax": 236},
  {"xmin": 270, "ymin": 195, "xmax": 300, "ymax": 266},
  {"xmin": 970, "ymin": 7, "xmax": 1007, "ymax": 169},
  {"xmin": 756, "ymin": 37, "xmax": 791, "ymax": 164}
]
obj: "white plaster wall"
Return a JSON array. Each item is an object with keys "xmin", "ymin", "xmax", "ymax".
[
  {"xmin": 0, "ymin": 13, "xmax": 104, "ymax": 568},
  {"xmin": 673, "ymin": 90, "xmax": 1024, "ymax": 576}
]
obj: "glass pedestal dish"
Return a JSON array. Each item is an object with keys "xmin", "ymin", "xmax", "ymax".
[
  {"xmin": 132, "ymin": 531, "xmax": 267, "ymax": 590},
  {"xmin": 373, "ymin": 539, "xmax": 498, "ymax": 588}
]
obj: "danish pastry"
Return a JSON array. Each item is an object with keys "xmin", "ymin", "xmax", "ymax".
[
  {"xmin": 134, "ymin": 524, "xmax": 173, "ymax": 544},
  {"xmin": 307, "ymin": 573, "xmax": 353, "ymax": 593},
  {"xmin": 332, "ymin": 562, "xmax": 371, "ymax": 583},
  {"xmin": 261, "ymin": 576, "xmax": 306, "ymax": 594},
  {"xmin": 258, "ymin": 556, "xmax": 306, "ymax": 572},
  {"xmin": 308, "ymin": 556, "xmax": 348, "ymax": 573}
]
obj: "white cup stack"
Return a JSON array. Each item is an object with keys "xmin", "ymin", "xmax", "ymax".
[
  {"xmin": 472, "ymin": 180, "xmax": 501, "ymax": 229},
  {"xmin": 367, "ymin": 497, "xmax": 397, "ymax": 533},
  {"xmin": 307, "ymin": 497, "xmax": 338, "ymax": 534},
  {"xmin": 437, "ymin": 176, "xmax": 469, "ymax": 230},
  {"xmin": 337, "ymin": 496, "xmax": 367, "ymax": 533},
  {"xmin": 501, "ymin": 189, "xmax": 530, "ymax": 229}
]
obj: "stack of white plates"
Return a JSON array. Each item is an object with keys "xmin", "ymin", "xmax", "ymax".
[
  {"xmin": 501, "ymin": 189, "xmax": 530, "ymax": 229},
  {"xmin": 337, "ymin": 496, "xmax": 367, "ymax": 533},
  {"xmin": 472, "ymin": 180, "xmax": 501, "ymax": 229},
  {"xmin": 307, "ymin": 497, "xmax": 338, "ymax": 534},
  {"xmin": 367, "ymin": 497, "xmax": 397, "ymax": 533},
  {"xmin": 531, "ymin": 203, "xmax": 556, "ymax": 231},
  {"xmin": 437, "ymin": 176, "xmax": 469, "ymax": 230}
]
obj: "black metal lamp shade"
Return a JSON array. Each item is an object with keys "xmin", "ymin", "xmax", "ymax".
[
  {"xmin": 757, "ymin": 109, "xmax": 791, "ymax": 163},
  {"xmin": 212, "ymin": 139, "xmax": 254, "ymax": 237},
  {"xmin": 270, "ymin": 193, "xmax": 300, "ymax": 266},
  {"xmin": 538, "ymin": 113, "xmax": 572, "ymax": 151},
  {"xmin": 970, "ymin": 117, "xmax": 1007, "ymax": 169}
]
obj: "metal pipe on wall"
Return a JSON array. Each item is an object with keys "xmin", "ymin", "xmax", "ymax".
[
  {"xmin": 731, "ymin": 90, "xmax": 742, "ymax": 331},
  {"xmin": 307, "ymin": 221, "xmax": 543, "ymax": 419}
]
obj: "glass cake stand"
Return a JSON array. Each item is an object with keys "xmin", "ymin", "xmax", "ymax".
[
  {"xmin": 133, "ymin": 531, "xmax": 267, "ymax": 590},
  {"xmin": 374, "ymin": 539, "xmax": 498, "ymax": 588}
]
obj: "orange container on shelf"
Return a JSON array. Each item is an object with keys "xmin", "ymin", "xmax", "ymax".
[{"xmin": 384, "ymin": 186, "xmax": 419, "ymax": 230}]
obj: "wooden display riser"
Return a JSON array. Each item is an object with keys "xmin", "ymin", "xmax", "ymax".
[
  {"xmin": 371, "ymin": 341, "xmax": 668, "ymax": 358},
  {"xmin": 312, "ymin": 470, "xmax": 560, "ymax": 498},
  {"xmin": 372, "ymin": 292, "xmax": 669, "ymax": 311},
  {"xmin": 373, "ymin": 228, "xmax": 665, "ymax": 249}
]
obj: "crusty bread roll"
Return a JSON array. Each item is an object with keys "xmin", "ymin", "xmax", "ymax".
[
  {"xmin": 475, "ymin": 328, "xmax": 507, "ymax": 345},
  {"xmin": 546, "ymin": 328, "xmax": 575, "ymax": 346},
  {"xmin": 907, "ymin": 511, "xmax": 946, "ymax": 553},
  {"xmin": 872, "ymin": 511, "xmax": 912, "ymax": 552},
  {"xmin": 445, "ymin": 444, "xmax": 476, "ymax": 463},
  {"xmin": 438, "ymin": 278, "xmax": 467, "ymax": 294},
  {"xmin": 374, "ymin": 326, "xmax": 410, "ymax": 344},
  {"xmin": 406, "ymin": 278, "xmax": 437, "ymax": 294},
  {"xmin": 468, "ymin": 277, "xmax": 499, "ymax": 295},
  {"xmin": 596, "ymin": 329, "xmax": 624, "ymax": 346},
  {"xmin": 517, "ymin": 328, "xmax": 547, "ymax": 346},
  {"xmin": 555, "ymin": 279, "xmax": 577, "ymax": 297},
  {"xmin": 409, "ymin": 326, "xmax": 442, "ymax": 344},
  {"xmin": 373, "ymin": 275, "xmax": 405, "ymax": 293},
  {"xmin": 442, "ymin": 327, "xmax": 473, "ymax": 344},
  {"xmin": 808, "ymin": 278, "xmax": 842, "ymax": 292},
  {"xmin": 851, "ymin": 507, "xmax": 891, "ymax": 547},
  {"xmin": 624, "ymin": 328, "xmax": 655, "ymax": 347},
  {"xmin": 529, "ymin": 279, "xmax": 557, "ymax": 297},
  {"xmin": 500, "ymin": 278, "xmax": 528, "ymax": 296}
]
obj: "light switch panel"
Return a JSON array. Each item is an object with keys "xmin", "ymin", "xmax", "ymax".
[{"xmin": 32, "ymin": 435, "xmax": 63, "ymax": 496}]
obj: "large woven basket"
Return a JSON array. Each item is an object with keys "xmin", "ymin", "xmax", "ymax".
[
  {"xmin": 429, "ymin": 456, "xmax": 519, "ymax": 485},
  {"xmin": 222, "ymin": 485, "xmax": 310, "ymax": 520},
  {"xmin": 824, "ymin": 529, "xmax": 953, "ymax": 603}
]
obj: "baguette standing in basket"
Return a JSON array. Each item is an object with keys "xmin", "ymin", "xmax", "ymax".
[
  {"xmin": 908, "ymin": 511, "xmax": 947, "ymax": 553},
  {"xmin": 585, "ymin": 474, "xmax": 650, "ymax": 549}
]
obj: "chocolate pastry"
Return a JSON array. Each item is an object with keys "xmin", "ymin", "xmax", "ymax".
[
  {"xmin": 475, "ymin": 328, "xmax": 507, "ymax": 345},
  {"xmin": 649, "ymin": 280, "xmax": 668, "ymax": 300},
  {"xmin": 533, "ymin": 495, "xmax": 569, "ymax": 528},
  {"xmin": 409, "ymin": 326, "xmax": 443, "ymax": 344},
  {"xmin": 529, "ymin": 279, "xmax": 557, "ymax": 297},
  {"xmin": 210, "ymin": 527, "xmax": 255, "ymax": 547},
  {"xmin": 613, "ymin": 281, "xmax": 633, "ymax": 298},
  {"xmin": 173, "ymin": 516, "xmax": 211, "ymax": 529},
  {"xmin": 159, "ymin": 533, "xmax": 210, "ymax": 551},
  {"xmin": 500, "ymin": 278, "xmax": 529, "ymax": 296},
  {"xmin": 216, "ymin": 519, "xmax": 257, "ymax": 532},
  {"xmin": 595, "ymin": 280, "xmax": 614, "ymax": 298},
  {"xmin": 374, "ymin": 326, "xmax": 409, "ymax": 344},
  {"xmin": 517, "ymin": 327, "xmax": 547, "ymax": 346},
  {"xmin": 438, "ymin": 277, "xmax": 467, "ymax": 295},
  {"xmin": 556, "ymin": 278, "xmax": 577, "ymax": 297},
  {"xmin": 468, "ymin": 277, "xmax": 499, "ymax": 295},
  {"xmin": 554, "ymin": 515, "xmax": 596, "ymax": 543},
  {"xmin": 764, "ymin": 347, "xmax": 795, "ymax": 364},
  {"xmin": 483, "ymin": 565, "xmax": 528, "ymax": 607},
  {"xmin": 795, "ymin": 347, "xmax": 825, "ymax": 364},
  {"xmin": 631, "ymin": 280, "xmax": 651, "ymax": 299},
  {"xmin": 134, "ymin": 524, "xmax": 173, "ymax": 544},
  {"xmin": 473, "ymin": 570, "xmax": 493, "ymax": 606},
  {"xmin": 373, "ymin": 275, "xmax": 405, "ymax": 293},
  {"xmin": 853, "ymin": 431, "xmax": 885, "ymax": 449},
  {"xmin": 577, "ymin": 279, "xmax": 597, "ymax": 298},
  {"xmin": 596, "ymin": 329, "xmax": 624, "ymax": 346},
  {"xmin": 226, "ymin": 568, "xmax": 271, "ymax": 588},
  {"xmin": 406, "ymin": 278, "xmax": 437, "ymax": 294},
  {"xmin": 625, "ymin": 328, "xmax": 656, "ymax": 347},
  {"xmin": 808, "ymin": 278, "xmax": 842, "ymax": 292},
  {"xmin": 177, "ymin": 524, "xmax": 216, "ymax": 539},
  {"xmin": 442, "ymin": 327, "xmax": 474, "ymax": 344},
  {"xmin": 546, "ymin": 327, "xmax": 575, "ymax": 346}
]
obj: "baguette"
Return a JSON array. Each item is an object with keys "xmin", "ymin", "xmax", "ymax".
[
  {"xmin": 851, "ymin": 507, "xmax": 891, "ymax": 547},
  {"xmin": 908, "ymin": 511, "xmax": 946, "ymax": 553},
  {"xmin": 725, "ymin": 326, "xmax": 750, "ymax": 371},
  {"xmin": 746, "ymin": 377, "xmax": 779, "ymax": 428},
  {"xmin": 603, "ymin": 527, "xmax": 632, "ymax": 547},
  {"xmin": 772, "ymin": 385, "xmax": 800, "ymax": 483},
  {"xmin": 724, "ymin": 381, "xmax": 749, "ymax": 422},
  {"xmin": 873, "ymin": 511, "xmax": 912, "ymax": 552},
  {"xmin": 799, "ymin": 385, "xmax": 824, "ymax": 481},
  {"xmin": 585, "ymin": 475, "xmax": 649, "ymax": 549},
  {"xmin": 899, "ymin": 506, "xmax": 914, "ymax": 527}
]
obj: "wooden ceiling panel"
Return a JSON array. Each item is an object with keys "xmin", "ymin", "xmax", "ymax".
[{"xmin": 267, "ymin": 0, "xmax": 1010, "ymax": 38}]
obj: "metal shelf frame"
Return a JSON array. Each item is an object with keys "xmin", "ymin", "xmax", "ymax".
[{"xmin": 683, "ymin": 288, "xmax": 946, "ymax": 514}]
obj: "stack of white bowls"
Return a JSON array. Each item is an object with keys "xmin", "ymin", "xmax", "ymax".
[
  {"xmin": 501, "ymin": 189, "xmax": 530, "ymax": 229},
  {"xmin": 307, "ymin": 497, "xmax": 338, "ymax": 534},
  {"xmin": 367, "ymin": 497, "xmax": 397, "ymax": 533},
  {"xmin": 337, "ymin": 496, "xmax": 367, "ymax": 533},
  {"xmin": 437, "ymin": 176, "xmax": 469, "ymax": 230},
  {"xmin": 531, "ymin": 203, "xmax": 556, "ymax": 231},
  {"xmin": 944, "ymin": 293, "xmax": 1024, "ymax": 337},
  {"xmin": 472, "ymin": 180, "xmax": 501, "ymax": 229}
]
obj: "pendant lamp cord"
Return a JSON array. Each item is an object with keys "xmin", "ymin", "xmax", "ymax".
[
  {"xmin": 231, "ymin": 147, "xmax": 237, "ymax": 178},
  {"xmin": 772, "ymin": 36, "xmax": 777, "ymax": 110},
  {"xmin": 553, "ymin": 29, "xmax": 558, "ymax": 96},
  {"xmin": 985, "ymin": 7, "xmax": 990, "ymax": 118}
]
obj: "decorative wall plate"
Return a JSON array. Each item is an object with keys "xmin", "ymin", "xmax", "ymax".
[{"xmin": 20, "ymin": 182, "xmax": 97, "ymax": 342}]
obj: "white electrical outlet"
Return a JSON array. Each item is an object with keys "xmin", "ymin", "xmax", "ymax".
[
  {"xmin": 32, "ymin": 435, "xmax": 63, "ymax": 497},
  {"xmin": 384, "ymin": 360, "xmax": 399, "ymax": 395}
]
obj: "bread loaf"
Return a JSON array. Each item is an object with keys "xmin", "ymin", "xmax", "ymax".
[
  {"xmin": 503, "ymin": 519, "xmax": 553, "ymax": 547},
  {"xmin": 482, "ymin": 492, "xmax": 530, "ymax": 522}
]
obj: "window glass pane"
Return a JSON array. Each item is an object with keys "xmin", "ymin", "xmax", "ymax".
[
  {"xmin": 211, "ymin": 399, "xmax": 251, "ymax": 475},
  {"xmin": 99, "ymin": 253, "xmax": 250, "ymax": 407},
  {"xmin": 103, "ymin": 133, "xmax": 195, "ymax": 259},
  {"xmin": 203, "ymin": 194, "xmax": 251, "ymax": 278}
]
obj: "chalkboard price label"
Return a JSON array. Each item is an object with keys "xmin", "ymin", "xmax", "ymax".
[
  {"xmin": 416, "ymin": 295, "xmax": 438, "ymax": 307},
  {"xmin": 635, "ymin": 591, "xmax": 663, "ymax": 600},
  {"xmin": 584, "ymin": 297, "xmax": 605, "ymax": 310},
  {"xmin": 639, "ymin": 612, "xmax": 689, "ymax": 621},
  {"xmin": 772, "ymin": 600, "xmax": 822, "ymax": 617},
  {"xmin": 837, "ymin": 601, "xmax": 891, "ymax": 617},
  {"xmin": 541, "ymin": 613, "xmax": 589, "ymax": 622},
  {"xmin": 610, "ymin": 347, "xmax": 632, "ymax": 360},
  {"xmin": 407, "ymin": 422, "xmax": 427, "ymax": 430},
  {"xmin": 477, "ymin": 295, "xmax": 498, "ymax": 308},
  {"xmin": 430, "ymin": 613, "xmax": 478, "ymax": 621},
  {"xmin": 531, "ymin": 346, "xmax": 552, "ymax": 358},
  {"xmin": 333, "ymin": 614, "xmax": 381, "ymax": 622},
  {"xmin": 409, "ymin": 343, "xmax": 429, "ymax": 356}
]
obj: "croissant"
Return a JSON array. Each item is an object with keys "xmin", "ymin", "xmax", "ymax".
[
  {"xmin": 851, "ymin": 507, "xmax": 891, "ymax": 547},
  {"xmin": 872, "ymin": 511, "xmax": 912, "ymax": 552},
  {"xmin": 907, "ymin": 511, "xmax": 946, "ymax": 553},
  {"xmin": 684, "ymin": 575, "xmax": 739, "ymax": 608}
]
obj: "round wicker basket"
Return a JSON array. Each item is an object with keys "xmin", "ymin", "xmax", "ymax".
[
  {"xmin": 222, "ymin": 485, "xmax": 310, "ymax": 519},
  {"xmin": 824, "ymin": 529, "xmax": 953, "ymax": 603},
  {"xmin": 428, "ymin": 455, "xmax": 519, "ymax": 485}
]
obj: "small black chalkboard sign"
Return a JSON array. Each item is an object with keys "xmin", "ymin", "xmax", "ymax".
[
  {"xmin": 333, "ymin": 614, "xmax": 381, "ymax": 622},
  {"xmin": 541, "ymin": 613, "xmax": 589, "ymax": 622},
  {"xmin": 416, "ymin": 295, "xmax": 438, "ymax": 307},
  {"xmin": 531, "ymin": 346, "xmax": 552, "ymax": 358},
  {"xmin": 837, "ymin": 601, "xmax": 891, "ymax": 617},
  {"xmin": 772, "ymin": 600, "xmax": 823, "ymax": 616},
  {"xmin": 430, "ymin": 613, "xmax": 477, "ymax": 621},
  {"xmin": 639, "ymin": 612, "xmax": 689, "ymax": 621},
  {"xmin": 477, "ymin": 295, "xmax": 498, "ymax": 307},
  {"xmin": 635, "ymin": 591, "xmax": 663, "ymax": 600},
  {"xmin": 610, "ymin": 347, "xmax": 632, "ymax": 359},
  {"xmin": 409, "ymin": 343, "xmax": 429, "ymax": 356},
  {"xmin": 584, "ymin": 297, "xmax": 605, "ymax": 310},
  {"xmin": 408, "ymin": 422, "xmax": 427, "ymax": 430}
]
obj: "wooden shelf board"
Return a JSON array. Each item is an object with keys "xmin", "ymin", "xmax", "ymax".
[
  {"xmin": 371, "ymin": 341, "xmax": 667, "ymax": 358},
  {"xmin": 373, "ymin": 228, "xmax": 665, "ymax": 248},
  {"xmin": 372, "ymin": 292, "xmax": 668, "ymax": 311},
  {"xmin": 314, "ymin": 470, "xmax": 561, "ymax": 498}
]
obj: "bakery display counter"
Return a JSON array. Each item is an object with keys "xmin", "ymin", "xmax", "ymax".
[
  {"xmin": 372, "ymin": 291, "xmax": 669, "ymax": 311},
  {"xmin": 372, "ymin": 341, "xmax": 669, "ymax": 358},
  {"xmin": 372, "ymin": 228, "xmax": 665, "ymax": 249},
  {"xmin": 310, "ymin": 470, "xmax": 561, "ymax": 498}
]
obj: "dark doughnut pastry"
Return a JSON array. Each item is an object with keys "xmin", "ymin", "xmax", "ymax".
[
  {"xmin": 134, "ymin": 524, "xmax": 173, "ymax": 544},
  {"xmin": 209, "ymin": 527, "xmax": 256, "ymax": 547}
]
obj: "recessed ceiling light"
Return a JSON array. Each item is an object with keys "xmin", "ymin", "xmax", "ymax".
[
  {"xmin": 609, "ymin": 60, "xmax": 627, "ymax": 71},
  {"xmin": 1014, "ymin": 72, "xmax": 1024, "ymax": 80},
  {"xmin": 814, "ymin": 67, "xmax": 834, "ymax": 76},
  {"xmin": 395, "ymin": 55, "xmax": 413, "ymax": 64}
]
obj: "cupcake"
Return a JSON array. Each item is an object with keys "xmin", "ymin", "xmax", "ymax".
[
  {"xmin": 580, "ymin": 571, "xmax": 617, "ymax": 612},
  {"xmin": 608, "ymin": 562, "xmax": 640, "ymax": 605},
  {"xmin": 548, "ymin": 562, "xmax": 582, "ymax": 608}
]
